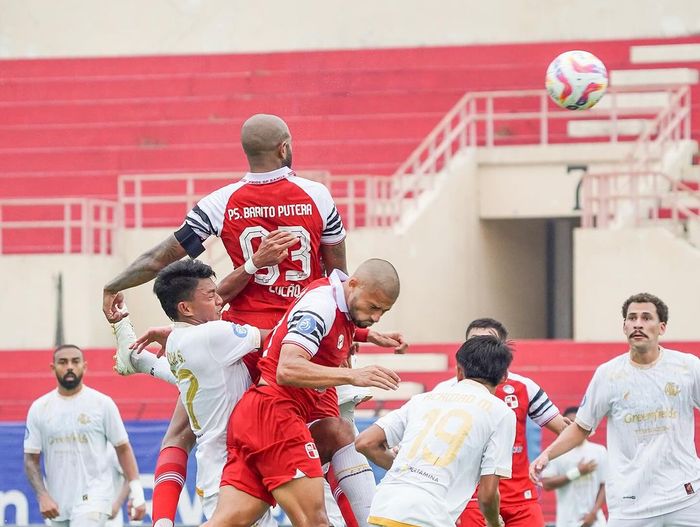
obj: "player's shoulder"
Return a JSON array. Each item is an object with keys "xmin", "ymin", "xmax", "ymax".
[
  {"xmin": 593, "ymin": 352, "xmax": 630, "ymax": 376},
  {"xmin": 82, "ymin": 385, "xmax": 116, "ymax": 405},
  {"xmin": 662, "ymin": 347, "xmax": 700, "ymax": 366},
  {"xmin": 29, "ymin": 390, "xmax": 57, "ymax": 410},
  {"xmin": 287, "ymin": 176, "xmax": 335, "ymax": 204},
  {"xmin": 505, "ymin": 371, "xmax": 540, "ymax": 391},
  {"xmin": 292, "ymin": 282, "xmax": 338, "ymax": 321}
]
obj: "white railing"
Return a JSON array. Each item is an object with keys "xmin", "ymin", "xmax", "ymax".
[
  {"xmin": 581, "ymin": 171, "xmax": 700, "ymax": 229},
  {"xmin": 0, "ymin": 198, "xmax": 116, "ymax": 255}
]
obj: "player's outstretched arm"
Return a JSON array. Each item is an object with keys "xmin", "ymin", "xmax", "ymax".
[
  {"xmin": 367, "ymin": 330, "xmax": 409, "ymax": 354},
  {"xmin": 543, "ymin": 413, "xmax": 571, "ymax": 435},
  {"xmin": 529, "ymin": 422, "xmax": 590, "ymax": 485},
  {"xmin": 218, "ymin": 230, "xmax": 298, "ymax": 304},
  {"xmin": 277, "ymin": 343, "xmax": 400, "ymax": 390},
  {"xmin": 354, "ymin": 424, "xmax": 396, "ymax": 470},
  {"xmin": 103, "ymin": 235, "xmax": 187, "ymax": 323},
  {"xmin": 24, "ymin": 453, "xmax": 59, "ymax": 520}
]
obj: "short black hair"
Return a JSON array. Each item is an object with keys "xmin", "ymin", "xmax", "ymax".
[
  {"xmin": 53, "ymin": 344, "xmax": 83, "ymax": 360},
  {"xmin": 621, "ymin": 293, "xmax": 668, "ymax": 323},
  {"xmin": 563, "ymin": 406, "xmax": 579, "ymax": 417},
  {"xmin": 456, "ymin": 335, "xmax": 513, "ymax": 387},
  {"xmin": 153, "ymin": 259, "xmax": 216, "ymax": 321},
  {"xmin": 465, "ymin": 318, "xmax": 508, "ymax": 341}
]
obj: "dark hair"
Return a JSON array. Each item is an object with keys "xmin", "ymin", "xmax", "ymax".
[
  {"xmin": 465, "ymin": 318, "xmax": 508, "ymax": 341},
  {"xmin": 456, "ymin": 335, "xmax": 513, "ymax": 387},
  {"xmin": 563, "ymin": 406, "xmax": 579, "ymax": 417},
  {"xmin": 153, "ymin": 259, "xmax": 216, "ymax": 321},
  {"xmin": 621, "ymin": 293, "xmax": 668, "ymax": 323},
  {"xmin": 53, "ymin": 344, "xmax": 83, "ymax": 360}
]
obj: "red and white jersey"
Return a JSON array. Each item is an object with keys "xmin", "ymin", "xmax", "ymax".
[
  {"xmin": 436, "ymin": 371, "xmax": 559, "ymax": 507},
  {"xmin": 177, "ymin": 167, "xmax": 346, "ymax": 329},
  {"xmin": 257, "ymin": 269, "xmax": 355, "ymax": 421}
]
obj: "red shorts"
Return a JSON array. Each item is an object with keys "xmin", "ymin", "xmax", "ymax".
[
  {"xmin": 307, "ymin": 387, "xmax": 340, "ymax": 422},
  {"xmin": 221, "ymin": 386, "xmax": 324, "ymax": 505},
  {"xmin": 457, "ymin": 501, "xmax": 544, "ymax": 527}
]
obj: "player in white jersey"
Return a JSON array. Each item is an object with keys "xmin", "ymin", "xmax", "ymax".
[
  {"xmin": 355, "ymin": 336, "xmax": 516, "ymax": 527},
  {"xmin": 530, "ymin": 293, "xmax": 700, "ymax": 526},
  {"xmin": 112, "ymin": 259, "xmax": 277, "ymax": 526},
  {"xmin": 23, "ymin": 345, "xmax": 146, "ymax": 527},
  {"xmin": 104, "ymin": 445, "xmax": 129, "ymax": 527},
  {"xmin": 541, "ymin": 406, "xmax": 608, "ymax": 527}
]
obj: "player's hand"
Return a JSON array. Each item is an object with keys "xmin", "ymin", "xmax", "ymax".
[
  {"xmin": 367, "ymin": 330, "xmax": 408, "ymax": 354},
  {"xmin": 131, "ymin": 325, "xmax": 173, "ymax": 356},
  {"xmin": 38, "ymin": 493, "xmax": 60, "ymax": 519},
  {"xmin": 577, "ymin": 458, "xmax": 597, "ymax": 475},
  {"xmin": 350, "ymin": 365, "xmax": 400, "ymax": 391},
  {"xmin": 128, "ymin": 498, "xmax": 146, "ymax": 521},
  {"xmin": 529, "ymin": 451, "xmax": 550, "ymax": 485},
  {"xmin": 103, "ymin": 290, "xmax": 127, "ymax": 323},
  {"xmin": 252, "ymin": 230, "xmax": 299, "ymax": 268},
  {"xmin": 579, "ymin": 511, "xmax": 597, "ymax": 527}
]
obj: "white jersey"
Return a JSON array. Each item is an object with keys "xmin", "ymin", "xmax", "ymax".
[
  {"xmin": 576, "ymin": 347, "xmax": 700, "ymax": 519},
  {"xmin": 368, "ymin": 379, "xmax": 516, "ymax": 527},
  {"xmin": 542, "ymin": 441, "xmax": 608, "ymax": 527},
  {"xmin": 24, "ymin": 386, "xmax": 129, "ymax": 521},
  {"xmin": 165, "ymin": 320, "xmax": 260, "ymax": 498}
]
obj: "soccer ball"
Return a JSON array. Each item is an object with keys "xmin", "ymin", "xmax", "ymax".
[{"xmin": 545, "ymin": 50, "xmax": 608, "ymax": 110}]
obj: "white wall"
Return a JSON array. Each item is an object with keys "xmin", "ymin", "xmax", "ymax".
[
  {"xmin": 574, "ymin": 227, "xmax": 700, "ymax": 341},
  {"xmin": 1, "ymin": 0, "xmax": 698, "ymax": 58}
]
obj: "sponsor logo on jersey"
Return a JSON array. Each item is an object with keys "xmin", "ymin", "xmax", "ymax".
[
  {"xmin": 77, "ymin": 413, "xmax": 91, "ymax": 425},
  {"xmin": 233, "ymin": 324, "xmax": 249, "ymax": 338},
  {"xmin": 503, "ymin": 384, "xmax": 515, "ymax": 394},
  {"xmin": 684, "ymin": 482, "xmax": 695, "ymax": 495},
  {"xmin": 664, "ymin": 382, "xmax": 681, "ymax": 397},
  {"xmin": 504, "ymin": 394, "xmax": 519, "ymax": 409},
  {"xmin": 297, "ymin": 315, "xmax": 317, "ymax": 335},
  {"xmin": 305, "ymin": 442, "xmax": 320, "ymax": 459},
  {"xmin": 337, "ymin": 334, "xmax": 344, "ymax": 349}
]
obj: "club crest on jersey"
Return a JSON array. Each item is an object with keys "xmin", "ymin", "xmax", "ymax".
[
  {"xmin": 77, "ymin": 413, "xmax": 91, "ymax": 425},
  {"xmin": 502, "ymin": 384, "xmax": 515, "ymax": 394},
  {"xmin": 665, "ymin": 382, "xmax": 681, "ymax": 397},
  {"xmin": 233, "ymin": 324, "xmax": 248, "ymax": 338},
  {"xmin": 305, "ymin": 442, "xmax": 320, "ymax": 459},
  {"xmin": 337, "ymin": 334, "xmax": 345, "ymax": 349},
  {"xmin": 297, "ymin": 315, "xmax": 317, "ymax": 335},
  {"xmin": 504, "ymin": 394, "xmax": 519, "ymax": 409}
]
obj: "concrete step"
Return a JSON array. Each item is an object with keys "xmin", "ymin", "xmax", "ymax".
[
  {"xmin": 630, "ymin": 43, "xmax": 700, "ymax": 64},
  {"xmin": 610, "ymin": 67, "xmax": 699, "ymax": 86}
]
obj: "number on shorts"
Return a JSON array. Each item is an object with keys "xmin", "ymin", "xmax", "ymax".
[
  {"xmin": 239, "ymin": 226, "xmax": 311, "ymax": 285},
  {"xmin": 177, "ymin": 369, "xmax": 201, "ymax": 431},
  {"xmin": 405, "ymin": 408, "xmax": 473, "ymax": 467}
]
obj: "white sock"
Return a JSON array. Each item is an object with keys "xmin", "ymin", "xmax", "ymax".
[
  {"xmin": 131, "ymin": 350, "xmax": 177, "ymax": 385},
  {"xmin": 331, "ymin": 443, "xmax": 376, "ymax": 527}
]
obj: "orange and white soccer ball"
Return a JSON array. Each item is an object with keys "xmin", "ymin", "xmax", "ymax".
[{"xmin": 545, "ymin": 50, "xmax": 608, "ymax": 110}]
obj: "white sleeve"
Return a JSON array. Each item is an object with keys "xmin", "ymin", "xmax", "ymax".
[
  {"xmin": 282, "ymin": 289, "xmax": 337, "ymax": 356},
  {"xmin": 596, "ymin": 445, "xmax": 608, "ymax": 484},
  {"xmin": 518, "ymin": 374, "xmax": 559, "ymax": 426},
  {"xmin": 290, "ymin": 178, "xmax": 346, "ymax": 245},
  {"xmin": 374, "ymin": 401, "xmax": 411, "ymax": 448},
  {"xmin": 575, "ymin": 367, "xmax": 611, "ymax": 432},
  {"xmin": 689, "ymin": 354, "xmax": 700, "ymax": 409},
  {"xmin": 103, "ymin": 397, "xmax": 129, "ymax": 447},
  {"xmin": 481, "ymin": 409, "xmax": 516, "ymax": 477},
  {"xmin": 23, "ymin": 401, "xmax": 42, "ymax": 454},
  {"xmin": 206, "ymin": 321, "xmax": 261, "ymax": 366},
  {"xmin": 182, "ymin": 183, "xmax": 241, "ymax": 241}
]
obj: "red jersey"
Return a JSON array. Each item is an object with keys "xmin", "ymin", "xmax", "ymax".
[
  {"xmin": 176, "ymin": 167, "xmax": 346, "ymax": 329},
  {"xmin": 257, "ymin": 270, "xmax": 355, "ymax": 421},
  {"xmin": 437, "ymin": 372, "xmax": 559, "ymax": 508}
]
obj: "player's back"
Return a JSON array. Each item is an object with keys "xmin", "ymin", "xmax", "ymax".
[
  {"xmin": 165, "ymin": 320, "xmax": 260, "ymax": 498},
  {"xmin": 188, "ymin": 168, "xmax": 345, "ymax": 328},
  {"xmin": 368, "ymin": 380, "xmax": 515, "ymax": 527}
]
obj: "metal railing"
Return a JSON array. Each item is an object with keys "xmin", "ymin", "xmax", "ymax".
[{"xmin": 0, "ymin": 198, "xmax": 116, "ymax": 255}]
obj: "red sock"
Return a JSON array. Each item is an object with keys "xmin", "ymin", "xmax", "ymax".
[
  {"xmin": 327, "ymin": 468, "xmax": 359, "ymax": 527},
  {"xmin": 151, "ymin": 446, "xmax": 188, "ymax": 527}
]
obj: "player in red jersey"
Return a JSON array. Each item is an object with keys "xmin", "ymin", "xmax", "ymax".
[
  {"xmin": 207, "ymin": 259, "xmax": 401, "ymax": 527},
  {"xmin": 102, "ymin": 114, "xmax": 382, "ymax": 527},
  {"xmin": 434, "ymin": 318, "xmax": 569, "ymax": 527}
]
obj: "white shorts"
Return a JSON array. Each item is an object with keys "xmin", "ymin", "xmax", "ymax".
[
  {"xmin": 51, "ymin": 512, "xmax": 109, "ymax": 527},
  {"xmin": 608, "ymin": 498, "xmax": 700, "ymax": 527}
]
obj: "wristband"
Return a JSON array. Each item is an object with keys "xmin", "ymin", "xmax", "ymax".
[
  {"xmin": 566, "ymin": 467, "xmax": 582, "ymax": 481},
  {"xmin": 128, "ymin": 480, "xmax": 145, "ymax": 508},
  {"xmin": 354, "ymin": 328, "xmax": 370, "ymax": 342},
  {"xmin": 243, "ymin": 258, "xmax": 259, "ymax": 275}
]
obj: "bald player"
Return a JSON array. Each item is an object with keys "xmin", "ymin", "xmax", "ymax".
[
  {"xmin": 102, "ymin": 114, "xmax": 351, "ymax": 527},
  {"xmin": 206, "ymin": 259, "xmax": 401, "ymax": 527}
]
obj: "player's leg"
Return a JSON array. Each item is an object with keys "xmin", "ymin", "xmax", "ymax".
[
  {"xmin": 112, "ymin": 315, "xmax": 176, "ymax": 384},
  {"xmin": 271, "ymin": 476, "xmax": 330, "ymax": 527},
  {"xmin": 152, "ymin": 400, "xmax": 196, "ymax": 527},
  {"xmin": 203, "ymin": 485, "xmax": 270, "ymax": 527}
]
